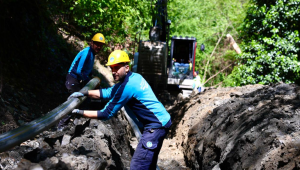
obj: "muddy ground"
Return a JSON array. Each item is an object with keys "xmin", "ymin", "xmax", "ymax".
[{"xmin": 1, "ymin": 82, "xmax": 300, "ymax": 170}]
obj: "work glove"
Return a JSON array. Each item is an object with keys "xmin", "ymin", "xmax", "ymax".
[
  {"xmin": 72, "ymin": 109, "xmax": 84, "ymax": 116},
  {"xmin": 67, "ymin": 92, "xmax": 84, "ymax": 100}
]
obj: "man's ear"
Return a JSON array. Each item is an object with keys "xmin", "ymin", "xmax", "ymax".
[{"xmin": 125, "ymin": 65, "xmax": 130, "ymax": 73}]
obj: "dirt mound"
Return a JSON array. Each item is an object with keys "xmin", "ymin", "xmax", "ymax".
[
  {"xmin": 182, "ymin": 83, "xmax": 300, "ymax": 169},
  {"xmin": 158, "ymin": 84, "xmax": 264, "ymax": 169}
]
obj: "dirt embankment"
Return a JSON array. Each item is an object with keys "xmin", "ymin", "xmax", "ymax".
[
  {"xmin": 1, "ymin": 83, "xmax": 300, "ymax": 170},
  {"xmin": 177, "ymin": 83, "xmax": 300, "ymax": 170},
  {"xmin": 158, "ymin": 84, "xmax": 265, "ymax": 169}
]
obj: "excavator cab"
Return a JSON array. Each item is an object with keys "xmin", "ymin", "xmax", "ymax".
[
  {"xmin": 167, "ymin": 36, "xmax": 197, "ymax": 96},
  {"xmin": 133, "ymin": 0, "xmax": 198, "ymax": 97},
  {"xmin": 168, "ymin": 36, "xmax": 197, "ymax": 79}
]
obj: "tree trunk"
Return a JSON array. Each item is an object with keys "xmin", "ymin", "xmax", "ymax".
[{"xmin": 226, "ymin": 34, "xmax": 241, "ymax": 54}]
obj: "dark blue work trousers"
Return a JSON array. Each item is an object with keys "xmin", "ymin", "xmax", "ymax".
[
  {"xmin": 58, "ymin": 74, "xmax": 88, "ymax": 128},
  {"xmin": 130, "ymin": 128, "xmax": 169, "ymax": 170}
]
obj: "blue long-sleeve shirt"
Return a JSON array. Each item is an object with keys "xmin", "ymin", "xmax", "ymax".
[
  {"xmin": 68, "ymin": 46, "xmax": 95, "ymax": 81},
  {"xmin": 97, "ymin": 71, "xmax": 171, "ymax": 129}
]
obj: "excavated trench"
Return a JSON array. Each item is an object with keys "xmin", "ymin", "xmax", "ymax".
[{"xmin": 1, "ymin": 83, "xmax": 300, "ymax": 170}]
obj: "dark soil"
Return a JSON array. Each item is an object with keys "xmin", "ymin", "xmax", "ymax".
[{"xmin": 183, "ymin": 83, "xmax": 300, "ymax": 170}]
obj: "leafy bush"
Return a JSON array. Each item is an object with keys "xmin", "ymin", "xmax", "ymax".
[
  {"xmin": 50, "ymin": 0, "xmax": 152, "ymax": 46},
  {"xmin": 224, "ymin": 0, "xmax": 300, "ymax": 86}
]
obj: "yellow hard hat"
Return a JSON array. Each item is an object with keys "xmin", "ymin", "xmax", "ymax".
[
  {"xmin": 91, "ymin": 33, "xmax": 105, "ymax": 43},
  {"xmin": 106, "ymin": 50, "xmax": 130, "ymax": 66}
]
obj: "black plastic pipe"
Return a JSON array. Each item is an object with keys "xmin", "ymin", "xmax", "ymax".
[
  {"xmin": 0, "ymin": 78, "xmax": 100, "ymax": 153},
  {"xmin": 0, "ymin": 77, "xmax": 161, "ymax": 169}
]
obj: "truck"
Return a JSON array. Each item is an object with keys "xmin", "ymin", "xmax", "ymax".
[{"xmin": 132, "ymin": 0, "xmax": 198, "ymax": 97}]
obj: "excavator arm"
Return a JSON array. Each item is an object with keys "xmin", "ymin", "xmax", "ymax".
[{"xmin": 149, "ymin": 0, "xmax": 170, "ymax": 43}]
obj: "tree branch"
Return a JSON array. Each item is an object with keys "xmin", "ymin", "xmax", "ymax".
[
  {"xmin": 202, "ymin": 25, "xmax": 229, "ymax": 84},
  {"xmin": 226, "ymin": 34, "xmax": 241, "ymax": 54},
  {"xmin": 204, "ymin": 63, "xmax": 232, "ymax": 85}
]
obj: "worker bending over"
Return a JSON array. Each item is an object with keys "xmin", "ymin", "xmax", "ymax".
[{"xmin": 68, "ymin": 50, "xmax": 172, "ymax": 170}]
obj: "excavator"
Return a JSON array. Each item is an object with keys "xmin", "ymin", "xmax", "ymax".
[{"xmin": 132, "ymin": 0, "xmax": 198, "ymax": 97}]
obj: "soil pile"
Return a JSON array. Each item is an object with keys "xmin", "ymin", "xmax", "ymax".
[
  {"xmin": 178, "ymin": 83, "xmax": 300, "ymax": 170},
  {"xmin": 158, "ymin": 84, "xmax": 265, "ymax": 169}
]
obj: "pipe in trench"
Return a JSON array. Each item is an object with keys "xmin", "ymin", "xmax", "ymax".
[
  {"xmin": 0, "ymin": 77, "xmax": 100, "ymax": 153},
  {"xmin": 0, "ymin": 77, "xmax": 161, "ymax": 169}
]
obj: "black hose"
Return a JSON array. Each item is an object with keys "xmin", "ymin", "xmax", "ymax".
[
  {"xmin": 0, "ymin": 77, "xmax": 161, "ymax": 169},
  {"xmin": 0, "ymin": 77, "xmax": 100, "ymax": 153}
]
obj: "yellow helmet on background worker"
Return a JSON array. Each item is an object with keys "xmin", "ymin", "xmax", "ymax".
[
  {"xmin": 106, "ymin": 50, "xmax": 130, "ymax": 66},
  {"xmin": 91, "ymin": 33, "xmax": 105, "ymax": 43}
]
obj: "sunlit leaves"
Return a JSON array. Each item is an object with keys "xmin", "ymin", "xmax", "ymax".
[
  {"xmin": 227, "ymin": 0, "xmax": 300, "ymax": 86},
  {"xmin": 55, "ymin": 0, "xmax": 152, "ymax": 45}
]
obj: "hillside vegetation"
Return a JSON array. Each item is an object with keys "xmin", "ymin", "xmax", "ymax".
[{"xmin": 225, "ymin": 0, "xmax": 300, "ymax": 86}]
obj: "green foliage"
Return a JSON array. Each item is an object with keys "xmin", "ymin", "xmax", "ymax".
[
  {"xmin": 168, "ymin": 0, "xmax": 248, "ymax": 86},
  {"xmin": 224, "ymin": 0, "xmax": 300, "ymax": 86},
  {"xmin": 50, "ymin": 0, "xmax": 152, "ymax": 46},
  {"xmin": 223, "ymin": 50, "xmax": 239, "ymax": 61},
  {"xmin": 223, "ymin": 66, "xmax": 243, "ymax": 86}
]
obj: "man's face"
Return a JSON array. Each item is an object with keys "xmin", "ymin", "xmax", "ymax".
[
  {"xmin": 193, "ymin": 72, "xmax": 197, "ymax": 77},
  {"xmin": 91, "ymin": 41, "xmax": 104, "ymax": 53},
  {"xmin": 110, "ymin": 63, "xmax": 129, "ymax": 81}
]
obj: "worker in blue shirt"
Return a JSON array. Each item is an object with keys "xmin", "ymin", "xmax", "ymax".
[
  {"xmin": 57, "ymin": 33, "xmax": 105, "ymax": 131},
  {"xmin": 65, "ymin": 33, "xmax": 105, "ymax": 92},
  {"xmin": 68, "ymin": 50, "xmax": 172, "ymax": 170}
]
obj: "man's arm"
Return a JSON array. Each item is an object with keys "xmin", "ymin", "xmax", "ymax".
[
  {"xmin": 72, "ymin": 82, "xmax": 131, "ymax": 120},
  {"xmin": 76, "ymin": 48, "xmax": 92, "ymax": 80},
  {"xmin": 87, "ymin": 89, "xmax": 100, "ymax": 99},
  {"xmin": 87, "ymin": 84, "xmax": 119, "ymax": 99},
  {"xmin": 72, "ymin": 109, "xmax": 98, "ymax": 118},
  {"xmin": 71, "ymin": 91, "xmax": 128, "ymax": 120},
  {"xmin": 76, "ymin": 53, "xmax": 87, "ymax": 79},
  {"xmin": 67, "ymin": 85, "xmax": 114, "ymax": 100},
  {"xmin": 83, "ymin": 110, "xmax": 98, "ymax": 118}
]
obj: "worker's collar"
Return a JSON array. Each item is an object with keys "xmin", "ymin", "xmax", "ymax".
[
  {"xmin": 120, "ymin": 71, "xmax": 132, "ymax": 83},
  {"xmin": 90, "ymin": 46, "xmax": 96, "ymax": 54}
]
